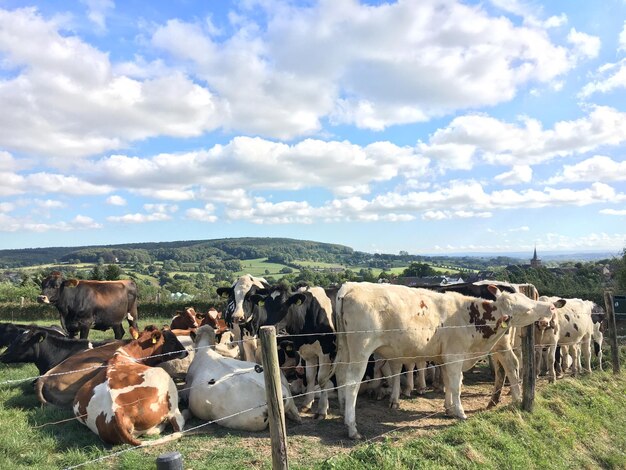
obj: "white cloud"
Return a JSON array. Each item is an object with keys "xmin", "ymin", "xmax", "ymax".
[
  {"xmin": 106, "ymin": 195, "xmax": 127, "ymax": 206},
  {"xmin": 151, "ymin": 0, "xmax": 574, "ymax": 135},
  {"xmin": 143, "ymin": 203, "xmax": 178, "ymax": 213},
  {"xmin": 81, "ymin": 0, "xmax": 114, "ymax": 32},
  {"xmin": 34, "ymin": 199, "xmax": 65, "ymax": 209},
  {"xmin": 619, "ymin": 21, "xmax": 626, "ymax": 52},
  {"xmin": 221, "ymin": 182, "xmax": 624, "ymax": 225},
  {"xmin": 547, "ymin": 155, "xmax": 626, "ymax": 184},
  {"xmin": 579, "ymin": 59, "xmax": 626, "ymax": 97},
  {"xmin": 0, "ymin": 8, "xmax": 220, "ymax": 159},
  {"xmin": 0, "ymin": 171, "xmax": 112, "ymax": 197},
  {"xmin": 106, "ymin": 212, "xmax": 171, "ymax": 224},
  {"xmin": 421, "ymin": 106, "xmax": 626, "ymax": 168},
  {"xmin": 0, "ymin": 213, "xmax": 101, "ymax": 232},
  {"xmin": 600, "ymin": 209, "xmax": 626, "ymax": 216},
  {"xmin": 83, "ymin": 137, "xmax": 428, "ymax": 198},
  {"xmin": 567, "ymin": 28, "xmax": 601, "ymax": 60},
  {"xmin": 185, "ymin": 204, "xmax": 218, "ymax": 222},
  {"xmin": 0, "ymin": 202, "xmax": 15, "ymax": 212},
  {"xmin": 494, "ymin": 165, "xmax": 533, "ymax": 185}
]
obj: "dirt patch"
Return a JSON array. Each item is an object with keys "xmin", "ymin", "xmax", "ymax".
[{"xmin": 179, "ymin": 365, "xmax": 525, "ymax": 467}]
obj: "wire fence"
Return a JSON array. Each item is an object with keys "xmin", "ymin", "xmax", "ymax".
[{"xmin": 0, "ymin": 319, "xmax": 620, "ymax": 469}]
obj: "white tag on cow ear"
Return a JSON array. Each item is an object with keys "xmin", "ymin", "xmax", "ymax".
[
  {"xmin": 259, "ymin": 300, "xmax": 265, "ymax": 307},
  {"xmin": 296, "ymin": 299, "xmax": 302, "ymax": 305},
  {"xmin": 501, "ymin": 321, "xmax": 508, "ymax": 329},
  {"xmin": 152, "ymin": 337, "xmax": 157, "ymax": 344}
]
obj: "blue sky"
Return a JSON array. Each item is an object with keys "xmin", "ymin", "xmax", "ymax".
[{"xmin": 0, "ymin": 0, "xmax": 625, "ymax": 255}]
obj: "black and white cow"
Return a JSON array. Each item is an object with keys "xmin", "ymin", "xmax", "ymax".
[
  {"xmin": 216, "ymin": 275, "xmax": 270, "ymax": 362},
  {"xmin": 250, "ymin": 285, "xmax": 336, "ymax": 419},
  {"xmin": 0, "ymin": 322, "xmax": 66, "ymax": 349}
]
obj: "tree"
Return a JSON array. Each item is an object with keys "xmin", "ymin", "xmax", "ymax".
[
  {"xmin": 104, "ymin": 264, "xmax": 122, "ymax": 281},
  {"xmin": 90, "ymin": 265, "xmax": 104, "ymax": 280},
  {"xmin": 402, "ymin": 262, "xmax": 436, "ymax": 278}
]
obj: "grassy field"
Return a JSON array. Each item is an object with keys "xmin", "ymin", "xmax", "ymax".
[
  {"xmin": 0, "ymin": 313, "xmax": 624, "ymax": 470},
  {"xmin": 235, "ymin": 258, "xmax": 300, "ymax": 278}
]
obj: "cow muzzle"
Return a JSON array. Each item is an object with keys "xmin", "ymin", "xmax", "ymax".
[{"xmin": 37, "ymin": 295, "xmax": 50, "ymax": 304}]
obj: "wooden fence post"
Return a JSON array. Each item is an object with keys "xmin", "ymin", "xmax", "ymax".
[
  {"xmin": 260, "ymin": 325, "xmax": 289, "ymax": 470},
  {"xmin": 603, "ymin": 291, "xmax": 621, "ymax": 375},
  {"xmin": 521, "ymin": 324, "xmax": 536, "ymax": 412}
]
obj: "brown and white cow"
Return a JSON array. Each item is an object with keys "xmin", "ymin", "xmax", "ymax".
[
  {"xmin": 73, "ymin": 326, "xmax": 188, "ymax": 446},
  {"xmin": 330, "ymin": 282, "xmax": 565, "ymax": 439},
  {"xmin": 170, "ymin": 307, "xmax": 199, "ymax": 330}
]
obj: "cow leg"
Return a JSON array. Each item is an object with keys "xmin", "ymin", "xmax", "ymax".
[
  {"xmin": 301, "ymin": 355, "xmax": 318, "ymax": 413},
  {"xmin": 571, "ymin": 344, "xmax": 580, "ymax": 377},
  {"xmin": 581, "ymin": 337, "xmax": 592, "ymax": 374},
  {"xmin": 595, "ymin": 341, "xmax": 603, "ymax": 371},
  {"xmin": 343, "ymin": 358, "xmax": 369, "ymax": 440},
  {"xmin": 401, "ymin": 362, "xmax": 415, "ymax": 398},
  {"xmin": 494, "ymin": 349, "xmax": 521, "ymax": 404},
  {"xmin": 442, "ymin": 365, "xmax": 452, "ymax": 414},
  {"xmin": 545, "ymin": 344, "xmax": 557, "ymax": 383},
  {"xmin": 79, "ymin": 326, "xmax": 90, "ymax": 340},
  {"xmin": 416, "ymin": 360, "xmax": 427, "ymax": 395},
  {"xmin": 432, "ymin": 365, "xmax": 444, "ymax": 393},
  {"xmin": 112, "ymin": 324, "xmax": 125, "ymax": 340},
  {"xmin": 488, "ymin": 355, "xmax": 505, "ymax": 408},
  {"xmin": 315, "ymin": 353, "xmax": 332, "ymax": 419},
  {"xmin": 387, "ymin": 360, "xmax": 403, "ymax": 409},
  {"xmin": 443, "ymin": 360, "xmax": 466, "ymax": 419}
]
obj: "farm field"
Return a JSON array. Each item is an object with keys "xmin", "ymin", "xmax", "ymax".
[
  {"xmin": 235, "ymin": 258, "xmax": 301, "ymax": 278},
  {"xmin": 0, "ymin": 314, "xmax": 623, "ymax": 469}
]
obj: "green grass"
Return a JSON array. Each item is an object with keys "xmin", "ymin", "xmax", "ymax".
[
  {"xmin": 1, "ymin": 316, "xmax": 624, "ymax": 469},
  {"xmin": 235, "ymin": 258, "xmax": 300, "ymax": 278},
  {"xmin": 322, "ymin": 360, "xmax": 626, "ymax": 470}
]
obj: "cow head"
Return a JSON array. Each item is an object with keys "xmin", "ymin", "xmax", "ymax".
[
  {"xmin": 0, "ymin": 329, "xmax": 47, "ymax": 364},
  {"xmin": 38, "ymin": 272, "xmax": 65, "ymax": 304},
  {"xmin": 218, "ymin": 275, "xmax": 269, "ymax": 325},
  {"xmin": 123, "ymin": 325, "xmax": 188, "ymax": 366},
  {"xmin": 488, "ymin": 285, "xmax": 566, "ymax": 328}
]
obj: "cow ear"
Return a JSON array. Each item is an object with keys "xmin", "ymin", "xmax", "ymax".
[
  {"xmin": 249, "ymin": 294, "xmax": 265, "ymax": 307},
  {"xmin": 487, "ymin": 285, "xmax": 501, "ymax": 298},
  {"xmin": 288, "ymin": 293, "xmax": 306, "ymax": 307},
  {"xmin": 33, "ymin": 331, "xmax": 47, "ymax": 343},
  {"xmin": 553, "ymin": 299, "xmax": 566, "ymax": 308},
  {"xmin": 208, "ymin": 309, "xmax": 218, "ymax": 320},
  {"xmin": 217, "ymin": 287, "xmax": 232, "ymax": 298},
  {"xmin": 196, "ymin": 312, "xmax": 206, "ymax": 320},
  {"xmin": 64, "ymin": 279, "xmax": 79, "ymax": 288},
  {"xmin": 151, "ymin": 331, "xmax": 162, "ymax": 344}
]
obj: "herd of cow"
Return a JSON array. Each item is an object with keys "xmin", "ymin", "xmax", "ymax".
[{"xmin": 0, "ymin": 272, "xmax": 607, "ymax": 447}]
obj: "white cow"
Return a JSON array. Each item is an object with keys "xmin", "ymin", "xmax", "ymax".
[
  {"xmin": 329, "ymin": 282, "xmax": 565, "ymax": 439},
  {"xmin": 186, "ymin": 325, "xmax": 301, "ymax": 431},
  {"xmin": 541, "ymin": 296, "xmax": 595, "ymax": 376}
]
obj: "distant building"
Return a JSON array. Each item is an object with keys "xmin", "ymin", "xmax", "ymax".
[{"xmin": 530, "ymin": 246, "xmax": 541, "ymax": 268}]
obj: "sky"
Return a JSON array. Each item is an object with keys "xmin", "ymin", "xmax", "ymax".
[{"xmin": 0, "ymin": 0, "xmax": 625, "ymax": 256}]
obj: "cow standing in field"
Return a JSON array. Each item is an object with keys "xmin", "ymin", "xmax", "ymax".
[
  {"xmin": 38, "ymin": 272, "xmax": 139, "ymax": 340},
  {"xmin": 331, "ymin": 282, "xmax": 565, "ymax": 439},
  {"xmin": 250, "ymin": 285, "xmax": 336, "ymax": 419},
  {"xmin": 216, "ymin": 275, "xmax": 269, "ymax": 362}
]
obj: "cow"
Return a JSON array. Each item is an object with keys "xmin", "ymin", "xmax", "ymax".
[
  {"xmin": 330, "ymin": 282, "xmax": 565, "ymax": 439},
  {"xmin": 590, "ymin": 304, "xmax": 606, "ymax": 370},
  {"xmin": 36, "ymin": 340, "xmax": 127, "ymax": 408},
  {"xmin": 185, "ymin": 325, "xmax": 301, "ymax": 431},
  {"xmin": 216, "ymin": 275, "xmax": 269, "ymax": 362},
  {"xmin": 414, "ymin": 281, "xmax": 522, "ymax": 406},
  {"xmin": 73, "ymin": 325, "xmax": 188, "ymax": 446},
  {"xmin": 541, "ymin": 296, "xmax": 595, "ymax": 377},
  {"xmin": 0, "ymin": 322, "xmax": 66, "ymax": 348},
  {"xmin": 170, "ymin": 307, "xmax": 199, "ymax": 330},
  {"xmin": 38, "ymin": 272, "xmax": 139, "ymax": 340},
  {"xmin": 250, "ymin": 285, "xmax": 336, "ymax": 419},
  {"xmin": 0, "ymin": 328, "xmax": 113, "ymax": 375}
]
